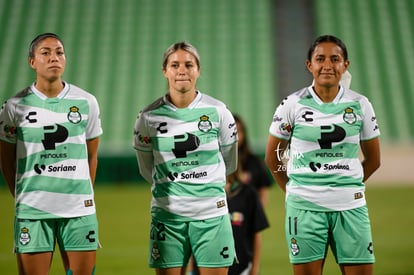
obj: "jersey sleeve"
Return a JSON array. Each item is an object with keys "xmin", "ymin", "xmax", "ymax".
[
  {"xmin": 0, "ymin": 99, "xmax": 18, "ymax": 143},
  {"xmin": 133, "ymin": 111, "xmax": 154, "ymax": 183},
  {"xmin": 86, "ymin": 95, "xmax": 103, "ymax": 140},
  {"xmin": 268, "ymin": 95, "xmax": 295, "ymax": 140},
  {"xmin": 133, "ymin": 111, "xmax": 153, "ymax": 151},
  {"xmin": 219, "ymin": 107, "xmax": 238, "ymax": 175},
  {"xmin": 360, "ymin": 98, "xmax": 380, "ymax": 140}
]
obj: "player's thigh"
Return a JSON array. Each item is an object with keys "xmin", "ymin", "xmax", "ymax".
[
  {"xmin": 292, "ymin": 259, "xmax": 325, "ymax": 275},
  {"xmin": 340, "ymin": 263, "xmax": 373, "ymax": 275},
  {"xmin": 17, "ymin": 252, "xmax": 53, "ymax": 275},
  {"xmin": 285, "ymin": 206, "xmax": 329, "ymax": 264},
  {"xmin": 60, "ymin": 250, "xmax": 96, "ymax": 274},
  {"xmin": 198, "ymin": 267, "xmax": 229, "ymax": 275},
  {"xmin": 155, "ymin": 267, "xmax": 186, "ymax": 275}
]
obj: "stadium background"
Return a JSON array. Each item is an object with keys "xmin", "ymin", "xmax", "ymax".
[{"xmin": 0, "ymin": 0, "xmax": 412, "ymax": 183}]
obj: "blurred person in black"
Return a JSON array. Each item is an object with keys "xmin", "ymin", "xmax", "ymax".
[
  {"xmin": 234, "ymin": 114, "xmax": 273, "ymax": 207},
  {"xmin": 225, "ymin": 164, "xmax": 269, "ymax": 275}
]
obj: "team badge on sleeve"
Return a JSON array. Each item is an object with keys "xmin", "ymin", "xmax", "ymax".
[
  {"xmin": 2, "ymin": 124, "xmax": 17, "ymax": 138},
  {"xmin": 279, "ymin": 122, "xmax": 292, "ymax": 136},
  {"xmin": 137, "ymin": 132, "xmax": 151, "ymax": 145}
]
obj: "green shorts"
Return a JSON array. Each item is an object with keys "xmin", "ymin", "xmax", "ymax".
[
  {"xmin": 285, "ymin": 205, "xmax": 375, "ymax": 264},
  {"xmin": 14, "ymin": 214, "xmax": 99, "ymax": 253},
  {"xmin": 149, "ymin": 215, "xmax": 235, "ymax": 269}
]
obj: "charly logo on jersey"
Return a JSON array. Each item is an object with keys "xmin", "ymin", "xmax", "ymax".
[
  {"xmin": 19, "ymin": 227, "xmax": 31, "ymax": 246},
  {"xmin": 367, "ymin": 242, "xmax": 373, "ymax": 254},
  {"xmin": 220, "ymin": 246, "xmax": 230, "ymax": 259},
  {"xmin": 156, "ymin": 122, "xmax": 168, "ymax": 134},
  {"xmin": 229, "ymin": 121, "xmax": 237, "ymax": 139},
  {"xmin": 371, "ymin": 116, "xmax": 379, "ymax": 131},
  {"xmin": 67, "ymin": 106, "xmax": 82, "ymax": 124},
  {"xmin": 198, "ymin": 115, "xmax": 212, "ymax": 132},
  {"xmin": 302, "ymin": 111, "xmax": 314, "ymax": 122},
  {"xmin": 25, "ymin": 111, "xmax": 37, "ymax": 123},
  {"xmin": 343, "ymin": 107, "xmax": 357, "ymax": 124},
  {"xmin": 86, "ymin": 230, "xmax": 96, "ymax": 242}
]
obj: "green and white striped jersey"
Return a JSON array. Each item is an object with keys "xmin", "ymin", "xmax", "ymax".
[
  {"xmin": 269, "ymin": 86, "xmax": 380, "ymax": 211},
  {"xmin": 0, "ymin": 82, "xmax": 102, "ymax": 219},
  {"xmin": 133, "ymin": 91, "xmax": 238, "ymax": 221}
]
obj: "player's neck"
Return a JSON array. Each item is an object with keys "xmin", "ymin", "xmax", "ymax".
[
  {"xmin": 313, "ymin": 85, "xmax": 339, "ymax": 103},
  {"xmin": 35, "ymin": 79, "xmax": 64, "ymax": 98},
  {"xmin": 167, "ymin": 89, "xmax": 197, "ymax": 108}
]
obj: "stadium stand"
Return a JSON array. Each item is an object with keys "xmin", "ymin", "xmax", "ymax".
[{"xmin": 0, "ymin": 0, "xmax": 412, "ymax": 183}]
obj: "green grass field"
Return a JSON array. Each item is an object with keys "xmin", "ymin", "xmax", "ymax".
[{"xmin": 1, "ymin": 183, "xmax": 413, "ymax": 274}]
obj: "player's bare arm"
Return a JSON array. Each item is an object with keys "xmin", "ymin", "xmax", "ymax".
[
  {"xmin": 360, "ymin": 137, "xmax": 381, "ymax": 182},
  {"xmin": 265, "ymin": 135, "xmax": 289, "ymax": 193},
  {"xmin": 0, "ymin": 141, "xmax": 17, "ymax": 196}
]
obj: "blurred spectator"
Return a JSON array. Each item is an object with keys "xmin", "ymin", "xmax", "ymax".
[{"xmin": 234, "ymin": 114, "xmax": 273, "ymax": 207}]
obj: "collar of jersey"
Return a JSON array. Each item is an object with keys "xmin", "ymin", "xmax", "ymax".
[
  {"xmin": 163, "ymin": 90, "xmax": 202, "ymax": 110},
  {"xmin": 307, "ymin": 85, "xmax": 344, "ymax": 105},
  {"xmin": 30, "ymin": 81, "xmax": 69, "ymax": 101}
]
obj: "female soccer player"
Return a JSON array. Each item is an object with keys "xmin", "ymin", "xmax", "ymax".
[
  {"xmin": 133, "ymin": 41, "xmax": 238, "ymax": 275},
  {"xmin": 0, "ymin": 33, "xmax": 102, "ymax": 275},
  {"xmin": 265, "ymin": 35, "xmax": 381, "ymax": 275}
]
